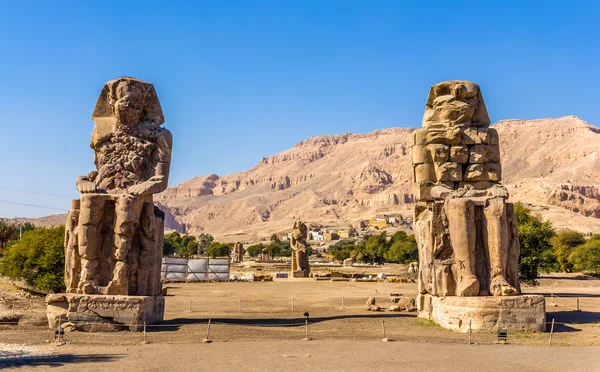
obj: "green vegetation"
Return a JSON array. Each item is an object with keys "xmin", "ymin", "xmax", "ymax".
[
  {"xmin": 163, "ymin": 232, "xmax": 199, "ymax": 258},
  {"xmin": 327, "ymin": 231, "xmax": 418, "ymax": 264},
  {"xmin": 0, "ymin": 220, "xmax": 18, "ymax": 253},
  {"xmin": 197, "ymin": 233, "xmax": 214, "ymax": 255},
  {"xmin": 553, "ymin": 230, "xmax": 586, "ymax": 273},
  {"xmin": 566, "ymin": 234, "xmax": 600, "ymax": 276},
  {"xmin": 0, "ymin": 226, "xmax": 65, "ymax": 293},
  {"xmin": 206, "ymin": 242, "xmax": 233, "ymax": 258},
  {"xmin": 514, "ymin": 203, "xmax": 556, "ymax": 284},
  {"xmin": 246, "ymin": 243, "xmax": 266, "ymax": 257}
]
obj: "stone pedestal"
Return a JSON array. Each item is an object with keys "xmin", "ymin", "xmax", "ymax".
[
  {"xmin": 417, "ymin": 294, "xmax": 546, "ymax": 332},
  {"xmin": 46, "ymin": 293, "xmax": 164, "ymax": 332}
]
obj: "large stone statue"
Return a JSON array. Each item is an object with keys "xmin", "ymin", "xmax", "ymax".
[
  {"xmin": 46, "ymin": 77, "xmax": 170, "ymax": 331},
  {"xmin": 412, "ymin": 80, "xmax": 545, "ymax": 332},
  {"xmin": 232, "ymin": 242, "xmax": 245, "ymax": 263},
  {"xmin": 290, "ymin": 221, "xmax": 310, "ymax": 278}
]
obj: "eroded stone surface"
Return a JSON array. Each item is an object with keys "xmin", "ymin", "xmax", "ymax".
[
  {"xmin": 46, "ymin": 293, "xmax": 164, "ymax": 332},
  {"xmin": 411, "ymin": 80, "xmax": 542, "ymax": 331},
  {"xmin": 290, "ymin": 221, "xmax": 310, "ymax": 277},
  {"xmin": 232, "ymin": 242, "xmax": 245, "ymax": 263},
  {"xmin": 50, "ymin": 77, "xmax": 170, "ymax": 331},
  {"xmin": 417, "ymin": 294, "xmax": 546, "ymax": 332}
]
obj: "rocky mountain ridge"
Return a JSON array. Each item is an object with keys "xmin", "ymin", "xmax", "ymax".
[{"xmin": 155, "ymin": 116, "xmax": 600, "ymax": 241}]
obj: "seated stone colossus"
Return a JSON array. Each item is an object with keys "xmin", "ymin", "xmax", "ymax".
[
  {"xmin": 46, "ymin": 77, "xmax": 171, "ymax": 331},
  {"xmin": 64, "ymin": 77, "xmax": 172, "ymax": 297},
  {"xmin": 412, "ymin": 80, "xmax": 520, "ymax": 301}
]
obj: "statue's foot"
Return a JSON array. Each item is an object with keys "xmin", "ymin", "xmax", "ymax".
[
  {"xmin": 490, "ymin": 277, "xmax": 518, "ymax": 296},
  {"xmin": 457, "ymin": 275, "xmax": 480, "ymax": 296}
]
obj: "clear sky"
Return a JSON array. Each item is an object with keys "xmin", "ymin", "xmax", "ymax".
[{"xmin": 0, "ymin": 0, "xmax": 598, "ymax": 218}]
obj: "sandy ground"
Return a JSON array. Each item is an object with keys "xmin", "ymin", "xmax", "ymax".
[{"xmin": 1, "ymin": 274, "xmax": 600, "ymax": 371}]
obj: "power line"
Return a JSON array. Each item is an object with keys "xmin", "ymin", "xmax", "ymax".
[
  {"xmin": 0, "ymin": 187, "xmax": 76, "ymax": 199},
  {"xmin": 0, "ymin": 199, "xmax": 68, "ymax": 212}
]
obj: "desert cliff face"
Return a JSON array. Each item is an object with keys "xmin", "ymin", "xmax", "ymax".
[{"xmin": 154, "ymin": 116, "xmax": 600, "ymax": 241}]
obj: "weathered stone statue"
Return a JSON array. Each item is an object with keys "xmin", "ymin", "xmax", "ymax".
[
  {"xmin": 46, "ymin": 77, "xmax": 170, "ymax": 331},
  {"xmin": 232, "ymin": 242, "xmax": 245, "ymax": 263},
  {"xmin": 290, "ymin": 221, "xmax": 310, "ymax": 278},
  {"xmin": 413, "ymin": 80, "xmax": 545, "ymax": 332}
]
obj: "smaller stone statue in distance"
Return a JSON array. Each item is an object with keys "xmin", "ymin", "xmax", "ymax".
[
  {"xmin": 290, "ymin": 221, "xmax": 310, "ymax": 278},
  {"xmin": 232, "ymin": 242, "xmax": 245, "ymax": 263}
]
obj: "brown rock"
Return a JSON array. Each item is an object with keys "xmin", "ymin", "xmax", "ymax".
[
  {"xmin": 449, "ymin": 146, "xmax": 469, "ymax": 163},
  {"xmin": 50, "ymin": 77, "xmax": 170, "ymax": 331}
]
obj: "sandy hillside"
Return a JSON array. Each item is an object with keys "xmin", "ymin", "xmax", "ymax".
[{"xmin": 154, "ymin": 116, "xmax": 600, "ymax": 241}]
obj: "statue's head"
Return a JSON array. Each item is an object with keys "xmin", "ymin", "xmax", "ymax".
[
  {"xmin": 293, "ymin": 221, "xmax": 307, "ymax": 235},
  {"xmin": 91, "ymin": 77, "xmax": 164, "ymax": 145},
  {"xmin": 422, "ymin": 80, "xmax": 489, "ymax": 128}
]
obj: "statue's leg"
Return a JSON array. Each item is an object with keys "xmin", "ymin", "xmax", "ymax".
[
  {"xmin": 77, "ymin": 194, "xmax": 109, "ymax": 294},
  {"xmin": 447, "ymin": 198, "xmax": 479, "ymax": 296},
  {"xmin": 64, "ymin": 201, "xmax": 80, "ymax": 293},
  {"xmin": 485, "ymin": 197, "xmax": 518, "ymax": 296},
  {"xmin": 137, "ymin": 199, "xmax": 156, "ymax": 296},
  {"xmin": 108, "ymin": 194, "xmax": 143, "ymax": 295}
]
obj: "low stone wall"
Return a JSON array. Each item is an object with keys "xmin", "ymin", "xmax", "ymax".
[
  {"xmin": 418, "ymin": 294, "xmax": 546, "ymax": 332},
  {"xmin": 46, "ymin": 293, "xmax": 164, "ymax": 332}
]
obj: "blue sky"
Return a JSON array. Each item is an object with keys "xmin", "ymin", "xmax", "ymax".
[{"xmin": 0, "ymin": 0, "xmax": 598, "ymax": 218}]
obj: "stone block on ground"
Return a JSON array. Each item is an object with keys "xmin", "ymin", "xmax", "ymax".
[{"xmin": 46, "ymin": 293, "xmax": 165, "ymax": 332}]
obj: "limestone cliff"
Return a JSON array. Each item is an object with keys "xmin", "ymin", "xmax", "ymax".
[{"xmin": 155, "ymin": 116, "xmax": 600, "ymax": 240}]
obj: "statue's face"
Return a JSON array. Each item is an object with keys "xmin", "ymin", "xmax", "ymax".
[
  {"xmin": 110, "ymin": 82, "xmax": 144, "ymax": 127},
  {"xmin": 431, "ymin": 83, "xmax": 478, "ymax": 125}
]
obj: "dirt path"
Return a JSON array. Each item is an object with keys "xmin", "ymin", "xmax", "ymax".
[{"xmin": 2, "ymin": 341, "xmax": 600, "ymax": 372}]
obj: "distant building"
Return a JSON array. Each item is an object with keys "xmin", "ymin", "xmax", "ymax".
[
  {"xmin": 323, "ymin": 232, "xmax": 339, "ymax": 241},
  {"xmin": 351, "ymin": 221, "xmax": 367, "ymax": 230},
  {"xmin": 369, "ymin": 217, "xmax": 388, "ymax": 230},
  {"xmin": 337, "ymin": 230, "xmax": 350, "ymax": 239}
]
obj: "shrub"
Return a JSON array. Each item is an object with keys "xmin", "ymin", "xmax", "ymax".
[
  {"xmin": 0, "ymin": 226, "xmax": 65, "ymax": 293},
  {"xmin": 514, "ymin": 203, "xmax": 556, "ymax": 285}
]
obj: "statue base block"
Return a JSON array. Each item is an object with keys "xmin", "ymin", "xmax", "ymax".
[
  {"xmin": 46, "ymin": 293, "xmax": 165, "ymax": 332},
  {"xmin": 291, "ymin": 270, "xmax": 309, "ymax": 278},
  {"xmin": 417, "ymin": 294, "xmax": 546, "ymax": 332}
]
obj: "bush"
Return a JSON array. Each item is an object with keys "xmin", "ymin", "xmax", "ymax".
[
  {"xmin": 553, "ymin": 230, "xmax": 585, "ymax": 272},
  {"xmin": 163, "ymin": 232, "xmax": 199, "ymax": 258},
  {"xmin": 514, "ymin": 203, "xmax": 556, "ymax": 285},
  {"xmin": 206, "ymin": 242, "xmax": 232, "ymax": 258},
  {"xmin": 569, "ymin": 234, "xmax": 600, "ymax": 275},
  {"xmin": 246, "ymin": 244, "xmax": 265, "ymax": 257},
  {"xmin": 0, "ymin": 226, "xmax": 65, "ymax": 293}
]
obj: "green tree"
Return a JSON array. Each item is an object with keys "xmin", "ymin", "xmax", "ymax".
[
  {"xmin": 514, "ymin": 203, "xmax": 556, "ymax": 285},
  {"xmin": 0, "ymin": 220, "xmax": 17, "ymax": 253},
  {"xmin": 179, "ymin": 239, "xmax": 199, "ymax": 259},
  {"xmin": 163, "ymin": 231, "xmax": 182, "ymax": 256},
  {"xmin": 246, "ymin": 243, "xmax": 265, "ymax": 257},
  {"xmin": 364, "ymin": 231, "xmax": 388, "ymax": 263},
  {"xmin": 19, "ymin": 222, "xmax": 36, "ymax": 235},
  {"xmin": 197, "ymin": 233, "xmax": 214, "ymax": 255},
  {"xmin": 569, "ymin": 234, "xmax": 600, "ymax": 275},
  {"xmin": 553, "ymin": 230, "xmax": 585, "ymax": 272},
  {"xmin": 384, "ymin": 235, "xmax": 418, "ymax": 263},
  {"xmin": 270, "ymin": 234, "xmax": 281, "ymax": 245},
  {"xmin": 0, "ymin": 226, "xmax": 65, "ymax": 293},
  {"xmin": 206, "ymin": 242, "xmax": 232, "ymax": 258},
  {"xmin": 327, "ymin": 240, "xmax": 355, "ymax": 261}
]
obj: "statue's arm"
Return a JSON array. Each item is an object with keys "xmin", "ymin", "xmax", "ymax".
[
  {"xmin": 127, "ymin": 129, "xmax": 172, "ymax": 196},
  {"xmin": 430, "ymin": 184, "xmax": 453, "ymax": 200},
  {"xmin": 76, "ymin": 171, "xmax": 98, "ymax": 193}
]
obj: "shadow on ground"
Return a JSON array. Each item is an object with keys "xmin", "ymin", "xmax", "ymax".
[
  {"xmin": 0, "ymin": 354, "xmax": 122, "ymax": 369},
  {"xmin": 547, "ymin": 310, "xmax": 600, "ymax": 330},
  {"xmin": 150, "ymin": 313, "xmax": 414, "ymax": 331},
  {"xmin": 529, "ymin": 292, "xmax": 600, "ymax": 298}
]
